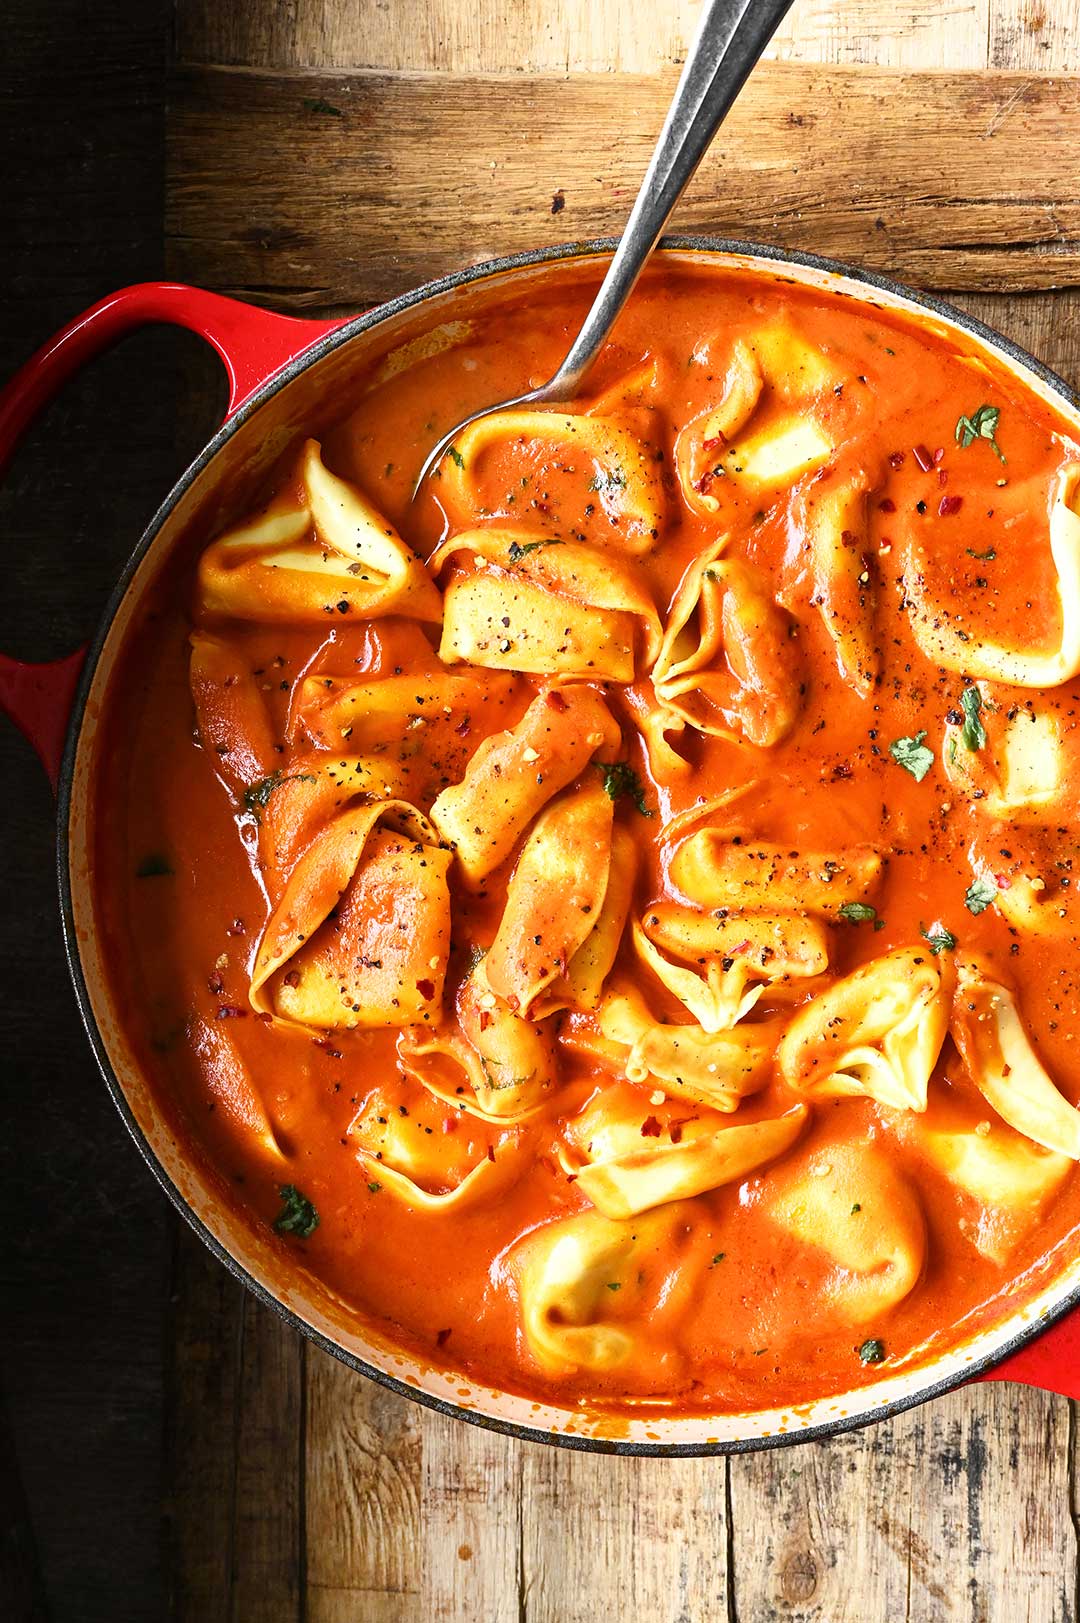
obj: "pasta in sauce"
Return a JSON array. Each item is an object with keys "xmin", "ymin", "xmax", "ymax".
[{"xmin": 95, "ymin": 265, "xmax": 1080, "ymax": 1414}]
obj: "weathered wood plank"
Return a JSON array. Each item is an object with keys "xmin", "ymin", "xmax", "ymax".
[
  {"xmin": 419, "ymin": 1414, "xmax": 521, "ymax": 1623},
  {"xmin": 174, "ymin": 0, "xmax": 994, "ymax": 75},
  {"xmin": 520, "ymin": 1449, "xmax": 730, "ymax": 1620},
  {"xmin": 770, "ymin": 0, "xmax": 990, "ymax": 68},
  {"xmin": 991, "ymin": 0, "xmax": 1080, "ymax": 70},
  {"xmin": 728, "ymin": 1385, "xmax": 1078, "ymax": 1622},
  {"xmin": 305, "ymin": 1352, "xmax": 423, "ymax": 1623},
  {"xmin": 167, "ymin": 61, "xmax": 1080, "ymax": 311}
]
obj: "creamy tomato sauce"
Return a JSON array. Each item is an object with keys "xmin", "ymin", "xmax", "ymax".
[{"xmin": 94, "ymin": 264, "xmax": 1080, "ymax": 1414}]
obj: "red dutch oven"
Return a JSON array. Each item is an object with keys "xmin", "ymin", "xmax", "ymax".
[{"xmin": 4, "ymin": 241, "xmax": 1080, "ymax": 1454}]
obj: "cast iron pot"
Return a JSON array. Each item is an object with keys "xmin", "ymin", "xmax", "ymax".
[{"xmin": 4, "ymin": 239, "xmax": 1080, "ymax": 1455}]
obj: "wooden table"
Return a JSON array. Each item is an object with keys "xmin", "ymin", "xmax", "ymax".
[{"xmin": 4, "ymin": 1, "xmax": 1080, "ymax": 1618}]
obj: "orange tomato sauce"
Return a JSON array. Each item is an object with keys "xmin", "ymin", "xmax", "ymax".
[{"xmin": 93, "ymin": 263, "xmax": 1080, "ymax": 1414}]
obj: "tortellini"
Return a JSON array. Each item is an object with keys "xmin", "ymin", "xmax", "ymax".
[
  {"xmin": 433, "ymin": 529, "xmax": 662, "ymax": 684},
  {"xmin": 430, "ymin": 684, "xmax": 620, "ymax": 881},
  {"xmin": 951, "ymin": 959, "xmax": 1080, "ymax": 1159},
  {"xmin": 350, "ymin": 1081, "xmax": 528, "ymax": 1210},
  {"xmin": 437, "ymin": 408, "xmax": 665, "ymax": 551},
  {"xmin": 198, "ymin": 438, "xmax": 442, "ymax": 624},
  {"xmin": 944, "ymin": 697, "xmax": 1067, "ymax": 821},
  {"xmin": 190, "ymin": 631, "xmax": 278, "ymax": 792},
  {"xmin": 777, "ymin": 947, "xmax": 949, "ymax": 1112},
  {"xmin": 596, "ymin": 980, "xmax": 775, "ymax": 1112},
  {"xmin": 790, "ymin": 466, "xmax": 880, "ymax": 698},
  {"xmin": 485, "ymin": 777, "xmax": 614, "ymax": 1016},
  {"xmin": 652, "ymin": 547, "xmax": 804, "ymax": 747},
  {"xmin": 767, "ymin": 1142, "xmax": 927, "ymax": 1324},
  {"xmin": 670, "ymin": 829, "xmax": 883, "ymax": 917},
  {"xmin": 559, "ymin": 1081, "xmax": 807, "ymax": 1219},
  {"xmin": 250, "ymin": 801, "xmax": 451, "ymax": 1030},
  {"xmin": 509, "ymin": 1204, "xmax": 702, "ymax": 1378},
  {"xmin": 902, "ymin": 465, "xmax": 1080, "ymax": 686},
  {"xmin": 635, "ymin": 905, "xmax": 829, "ymax": 1032}
]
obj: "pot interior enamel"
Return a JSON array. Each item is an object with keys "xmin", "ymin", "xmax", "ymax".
[{"xmin": 62, "ymin": 242, "xmax": 1080, "ymax": 1453}]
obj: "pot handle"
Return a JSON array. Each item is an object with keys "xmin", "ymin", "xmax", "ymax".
[
  {"xmin": 0, "ymin": 283, "xmax": 349, "ymax": 787},
  {"xmin": 974, "ymin": 1310, "xmax": 1080, "ymax": 1399}
]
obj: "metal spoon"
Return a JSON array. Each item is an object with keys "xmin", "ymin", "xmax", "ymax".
[{"xmin": 413, "ymin": 0, "xmax": 796, "ymax": 497}]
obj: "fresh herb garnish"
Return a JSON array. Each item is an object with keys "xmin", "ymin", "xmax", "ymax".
[
  {"xmin": 858, "ymin": 1338, "xmax": 886, "ymax": 1365},
  {"xmin": 955, "ymin": 404, "xmax": 1006, "ymax": 463},
  {"xmin": 851, "ymin": 1203, "xmax": 862, "ymax": 1214},
  {"xmin": 588, "ymin": 469, "xmax": 627, "ymax": 493},
  {"xmin": 302, "ymin": 97, "xmax": 343, "ymax": 117},
  {"xmin": 965, "ymin": 875, "xmax": 997, "ymax": 915},
  {"xmin": 597, "ymin": 761, "xmax": 652, "ymax": 816},
  {"xmin": 966, "ymin": 546, "xmax": 997, "ymax": 561},
  {"xmin": 710, "ymin": 1252, "xmax": 726, "ymax": 1266},
  {"xmin": 889, "ymin": 729, "xmax": 934, "ymax": 782},
  {"xmin": 367, "ymin": 1181, "xmax": 382, "ymax": 1194},
  {"xmin": 838, "ymin": 901, "xmax": 877, "ymax": 925},
  {"xmin": 273, "ymin": 1184, "xmax": 319, "ymax": 1239},
  {"xmin": 447, "ymin": 445, "xmax": 465, "ymax": 469},
  {"xmin": 920, "ymin": 922, "xmax": 957, "ymax": 956},
  {"xmin": 507, "ymin": 538, "xmax": 562, "ymax": 563},
  {"xmin": 959, "ymin": 685, "xmax": 987, "ymax": 751},
  {"xmin": 605, "ymin": 1281, "xmax": 622, "ymax": 1291},
  {"xmin": 136, "ymin": 853, "xmax": 173, "ymax": 878},
  {"xmin": 243, "ymin": 770, "xmax": 317, "ymax": 821}
]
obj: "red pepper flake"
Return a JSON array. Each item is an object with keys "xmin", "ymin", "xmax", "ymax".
[
  {"xmin": 669, "ymin": 1121, "xmax": 684, "ymax": 1144},
  {"xmin": 995, "ymin": 873, "xmax": 1012, "ymax": 890},
  {"xmin": 831, "ymin": 762, "xmax": 853, "ymax": 780},
  {"xmin": 693, "ymin": 469, "xmax": 715, "ymax": 495},
  {"xmin": 415, "ymin": 978, "xmax": 435, "ymax": 1000},
  {"xmin": 938, "ymin": 468, "xmax": 948, "ymax": 487},
  {"xmin": 640, "ymin": 1115, "xmax": 662, "ymax": 1137},
  {"xmin": 436, "ymin": 1328, "xmax": 452, "ymax": 1347},
  {"xmin": 888, "ymin": 450, "xmax": 906, "ymax": 470},
  {"xmin": 702, "ymin": 432, "xmax": 726, "ymax": 451},
  {"xmin": 283, "ymin": 969, "xmax": 301, "ymax": 988},
  {"xmin": 932, "ymin": 447, "xmax": 945, "ymax": 465},
  {"xmin": 486, "ymin": 1144, "xmax": 496, "ymax": 1162},
  {"xmin": 227, "ymin": 918, "xmax": 246, "ymax": 937},
  {"xmin": 939, "ymin": 494, "xmax": 963, "ymax": 517},
  {"xmin": 878, "ymin": 497, "xmax": 896, "ymax": 513},
  {"xmin": 207, "ymin": 971, "xmax": 225, "ymax": 996},
  {"xmin": 546, "ymin": 689, "xmax": 568, "ymax": 712},
  {"xmin": 913, "ymin": 444, "xmax": 933, "ymax": 472},
  {"xmin": 216, "ymin": 1004, "xmax": 247, "ymax": 1019},
  {"xmin": 840, "ymin": 528, "xmax": 860, "ymax": 549},
  {"xmin": 256, "ymin": 1011, "xmax": 273, "ymax": 1023},
  {"xmin": 454, "ymin": 717, "xmax": 471, "ymax": 737}
]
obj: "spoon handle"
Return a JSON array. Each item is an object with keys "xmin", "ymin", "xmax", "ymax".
[{"xmin": 544, "ymin": 0, "xmax": 795, "ymax": 399}]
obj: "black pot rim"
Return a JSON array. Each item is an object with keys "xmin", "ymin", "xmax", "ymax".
[{"xmin": 54, "ymin": 234, "xmax": 1080, "ymax": 1457}]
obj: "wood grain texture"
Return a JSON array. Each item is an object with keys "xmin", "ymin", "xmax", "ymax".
[
  {"xmin": 729, "ymin": 1386, "xmax": 1078, "ymax": 1622},
  {"xmin": 520, "ymin": 1449, "xmax": 730, "ymax": 1621},
  {"xmin": 991, "ymin": 0, "xmax": 1080, "ymax": 70},
  {"xmin": 420, "ymin": 1415, "xmax": 522, "ymax": 1622},
  {"xmin": 167, "ymin": 60, "xmax": 1080, "ymax": 311},
  {"xmin": 305, "ymin": 1349, "xmax": 422, "ymax": 1623}
]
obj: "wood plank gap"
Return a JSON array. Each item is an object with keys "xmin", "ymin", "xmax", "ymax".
[{"xmin": 724, "ymin": 1456, "xmax": 737, "ymax": 1623}]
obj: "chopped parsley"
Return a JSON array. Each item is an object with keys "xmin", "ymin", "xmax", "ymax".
[
  {"xmin": 605, "ymin": 1281, "xmax": 622, "ymax": 1291},
  {"xmin": 447, "ymin": 445, "xmax": 465, "ymax": 468},
  {"xmin": 710, "ymin": 1252, "xmax": 726, "ymax": 1266},
  {"xmin": 955, "ymin": 404, "xmax": 1006, "ymax": 463},
  {"xmin": 960, "ymin": 685, "xmax": 987, "ymax": 751},
  {"xmin": 838, "ymin": 901, "xmax": 877, "ymax": 925},
  {"xmin": 273, "ymin": 1184, "xmax": 319, "ymax": 1239},
  {"xmin": 367, "ymin": 1181, "xmax": 383, "ymax": 1195},
  {"xmin": 136, "ymin": 853, "xmax": 173, "ymax": 878},
  {"xmin": 243, "ymin": 770, "xmax": 317, "ymax": 821},
  {"xmin": 858, "ymin": 1338, "xmax": 886, "ymax": 1365},
  {"xmin": 920, "ymin": 922, "xmax": 957, "ymax": 956},
  {"xmin": 851, "ymin": 1203, "xmax": 862, "ymax": 1214},
  {"xmin": 508, "ymin": 538, "xmax": 562, "ymax": 563},
  {"xmin": 966, "ymin": 546, "xmax": 997, "ymax": 561},
  {"xmin": 889, "ymin": 729, "xmax": 934, "ymax": 782},
  {"xmin": 965, "ymin": 875, "xmax": 997, "ymax": 915},
  {"xmin": 597, "ymin": 760, "xmax": 652, "ymax": 816}
]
